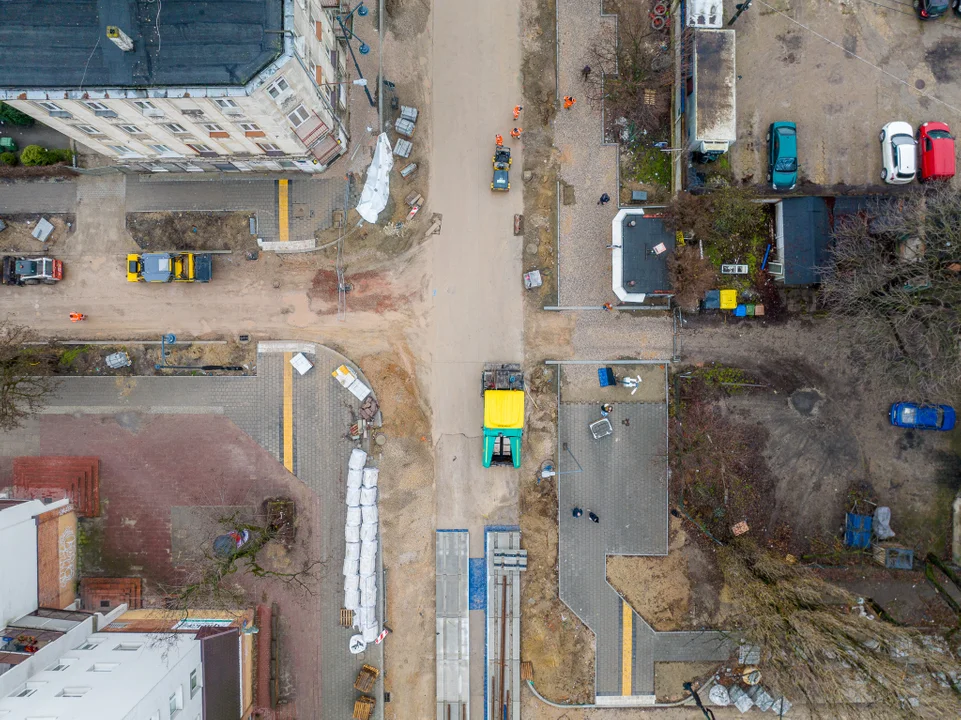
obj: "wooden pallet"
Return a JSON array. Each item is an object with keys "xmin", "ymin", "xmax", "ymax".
[
  {"xmin": 354, "ymin": 664, "xmax": 380, "ymax": 693},
  {"xmin": 520, "ymin": 661, "xmax": 533, "ymax": 681},
  {"xmin": 340, "ymin": 608, "xmax": 354, "ymax": 627},
  {"xmin": 353, "ymin": 695, "xmax": 375, "ymax": 720}
]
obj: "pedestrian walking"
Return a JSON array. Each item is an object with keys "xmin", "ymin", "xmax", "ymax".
[
  {"xmin": 600, "ymin": 403, "xmax": 613, "ymax": 417},
  {"xmin": 510, "ymin": 127, "xmax": 523, "ymax": 139},
  {"xmin": 602, "ymin": 302, "xmax": 614, "ymax": 312},
  {"xmin": 581, "ymin": 65, "xmax": 592, "ymax": 81},
  {"xmin": 588, "ymin": 511, "xmax": 600, "ymax": 524},
  {"xmin": 495, "ymin": 134, "xmax": 504, "ymax": 147},
  {"xmin": 69, "ymin": 312, "xmax": 86, "ymax": 323},
  {"xmin": 572, "ymin": 507, "xmax": 583, "ymax": 518},
  {"xmin": 513, "ymin": 105, "xmax": 523, "ymax": 120},
  {"xmin": 598, "ymin": 192, "xmax": 610, "ymax": 205},
  {"xmin": 563, "ymin": 95, "xmax": 576, "ymax": 109}
]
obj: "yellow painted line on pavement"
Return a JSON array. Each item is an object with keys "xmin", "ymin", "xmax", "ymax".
[
  {"xmin": 621, "ymin": 600, "xmax": 632, "ymax": 696},
  {"xmin": 283, "ymin": 352, "xmax": 294, "ymax": 472},
  {"xmin": 278, "ymin": 179, "xmax": 289, "ymax": 242}
]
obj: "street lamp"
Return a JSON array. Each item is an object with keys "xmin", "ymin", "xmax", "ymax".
[{"xmin": 336, "ymin": 3, "xmax": 376, "ymax": 107}]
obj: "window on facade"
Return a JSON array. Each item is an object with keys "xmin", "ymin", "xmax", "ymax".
[
  {"xmin": 266, "ymin": 77, "xmax": 291, "ymax": 100},
  {"xmin": 187, "ymin": 143, "xmax": 214, "ymax": 154},
  {"xmin": 118, "ymin": 124, "xmax": 143, "ymax": 135},
  {"xmin": 287, "ymin": 104, "xmax": 310, "ymax": 127},
  {"xmin": 213, "ymin": 98, "xmax": 238, "ymax": 109},
  {"xmin": 114, "ymin": 642, "xmax": 143, "ymax": 651},
  {"xmin": 10, "ymin": 682, "xmax": 46, "ymax": 698},
  {"xmin": 48, "ymin": 659, "xmax": 76, "ymax": 671},
  {"xmin": 36, "ymin": 101, "xmax": 62, "ymax": 112},
  {"xmin": 201, "ymin": 123, "xmax": 224, "ymax": 132},
  {"xmin": 89, "ymin": 663, "xmax": 119, "ymax": 672},
  {"xmin": 239, "ymin": 122, "xmax": 261, "ymax": 132},
  {"xmin": 169, "ymin": 687, "xmax": 184, "ymax": 717},
  {"xmin": 83, "ymin": 101, "xmax": 109, "ymax": 111},
  {"xmin": 257, "ymin": 142, "xmax": 283, "ymax": 154},
  {"xmin": 74, "ymin": 125, "xmax": 100, "ymax": 135},
  {"xmin": 133, "ymin": 100, "xmax": 156, "ymax": 110},
  {"xmin": 149, "ymin": 144, "xmax": 174, "ymax": 154},
  {"xmin": 164, "ymin": 123, "xmax": 188, "ymax": 133},
  {"xmin": 77, "ymin": 640, "xmax": 101, "ymax": 650},
  {"xmin": 189, "ymin": 668, "xmax": 201, "ymax": 697},
  {"xmin": 58, "ymin": 687, "xmax": 90, "ymax": 698}
]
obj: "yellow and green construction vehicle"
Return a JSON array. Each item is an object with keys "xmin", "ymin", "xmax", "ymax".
[{"xmin": 482, "ymin": 363, "xmax": 524, "ymax": 468}]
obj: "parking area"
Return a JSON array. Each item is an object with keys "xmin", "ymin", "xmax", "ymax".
[{"xmin": 731, "ymin": 0, "xmax": 961, "ymax": 189}]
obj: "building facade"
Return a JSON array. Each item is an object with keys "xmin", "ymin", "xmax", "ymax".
[{"xmin": 0, "ymin": 0, "xmax": 355, "ymax": 174}]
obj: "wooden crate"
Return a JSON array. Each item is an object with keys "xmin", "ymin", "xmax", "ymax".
[
  {"xmin": 353, "ymin": 695, "xmax": 375, "ymax": 720},
  {"xmin": 354, "ymin": 664, "xmax": 380, "ymax": 693}
]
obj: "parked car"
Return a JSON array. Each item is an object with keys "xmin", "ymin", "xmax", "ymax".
[
  {"xmin": 767, "ymin": 121, "xmax": 798, "ymax": 191},
  {"xmin": 917, "ymin": 121, "xmax": 956, "ymax": 181},
  {"xmin": 880, "ymin": 122, "xmax": 917, "ymax": 184},
  {"xmin": 916, "ymin": 0, "xmax": 949, "ymax": 18},
  {"xmin": 889, "ymin": 402, "xmax": 956, "ymax": 431}
]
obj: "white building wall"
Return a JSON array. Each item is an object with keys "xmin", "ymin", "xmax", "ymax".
[
  {"xmin": 0, "ymin": 500, "xmax": 68, "ymax": 627},
  {"xmin": 0, "ymin": 632, "xmax": 204, "ymax": 720}
]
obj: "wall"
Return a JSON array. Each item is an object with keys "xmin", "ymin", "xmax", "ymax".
[
  {"xmin": 0, "ymin": 632, "xmax": 203, "ymax": 720},
  {"xmin": 0, "ymin": 501, "xmax": 42, "ymax": 627}
]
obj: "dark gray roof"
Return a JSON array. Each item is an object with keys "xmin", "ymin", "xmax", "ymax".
[
  {"xmin": 0, "ymin": 0, "xmax": 284, "ymax": 89},
  {"xmin": 622, "ymin": 215, "xmax": 675, "ymax": 293},
  {"xmin": 199, "ymin": 627, "xmax": 241, "ymax": 720}
]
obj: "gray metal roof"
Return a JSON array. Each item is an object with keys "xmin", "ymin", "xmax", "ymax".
[
  {"xmin": 0, "ymin": 0, "xmax": 284, "ymax": 89},
  {"xmin": 621, "ymin": 215, "xmax": 674, "ymax": 293}
]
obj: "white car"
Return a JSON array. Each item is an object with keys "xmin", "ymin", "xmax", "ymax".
[{"xmin": 879, "ymin": 121, "xmax": 917, "ymax": 184}]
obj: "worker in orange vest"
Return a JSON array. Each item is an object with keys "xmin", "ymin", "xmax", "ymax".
[
  {"xmin": 495, "ymin": 134, "xmax": 504, "ymax": 147},
  {"xmin": 69, "ymin": 312, "xmax": 86, "ymax": 322},
  {"xmin": 513, "ymin": 105, "xmax": 523, "ymax": 120},
  {"xmin": 510, "ymin": 127, "xmax": 523, "ymax": 139},
  {"xmin": 563, "ymin": 95, "xmax": 576, "ymax": 109}
]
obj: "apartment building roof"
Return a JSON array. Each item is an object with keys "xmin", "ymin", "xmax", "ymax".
[{"xmin": 0, "ymin": 0, "xmax": 284, "ymax": 89}]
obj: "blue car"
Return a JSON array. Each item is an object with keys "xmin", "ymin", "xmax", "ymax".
[{"xmin": 889, "ymin": 402, "xmax": 956, "ymax": 431}]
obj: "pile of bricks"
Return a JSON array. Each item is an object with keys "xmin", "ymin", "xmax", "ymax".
[{"xmin": 13, "ymin": 456, "xmax": 101, "ymax": 517}]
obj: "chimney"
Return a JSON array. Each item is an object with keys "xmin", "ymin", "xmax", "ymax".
[{"xmin": 106, "ymin": 26, "xmax": 134, "ymax": 52}]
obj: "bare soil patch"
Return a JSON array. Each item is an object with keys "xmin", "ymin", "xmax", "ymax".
[
  {"xmin": 126, "ymin": 211, "xmax": 258, "ymax": 252},
  {"xmin": 0, "ymin": 214, "xmax": 75, "ymax": 253},
  {"xmin": 0, "ymin": 165, "xmax": 76, "ymax": 180},
  {"xmin": 28, "ymin": 341, "xmax": 255, "ymax": 377},
  {"xmin": 654, "ymin": 662, "xmax": 720, "ymax": 703}
]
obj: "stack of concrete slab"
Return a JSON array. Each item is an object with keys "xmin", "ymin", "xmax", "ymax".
[
  {"xmin": 343, "ymin": 448, "xmax": 381, "ymax": 645},
  {"xmin": 487, "ymin": 530, "xmax": 526, "ymax": 720}
]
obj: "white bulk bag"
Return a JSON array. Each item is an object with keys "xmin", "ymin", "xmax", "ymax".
[
  {"xmin": 346, "ymin": 506, "xmax": 362, "ymax": 527},
  {"xmin": 344, "ymin": 588, "xmax": 360, "ymax": 611},
  {"xmin": 360, "ymin": 486, "xmax": 377, "ymax": 506},
  {"xmin": 360, "ymin": 523, "xmax": 378, "ymax": 542},
  {"xmin": 363, "ymin": 624, "xmax": 380, "ymax": 643},
  {"xmin": 344, "ymin": 574, "xmax": 360, "ymax": 593},
  {"xmin": 346, "ymin": 486, "xmax": 361, "ymax": 507},
  {"xmin": 343, "ymin": 558, "xmax": 359, "ymax": 576},
  {"xmin": 345, "ymin": 542, "xmax": 361, "ymax": 561},
  {"xmin": 362, "ymin": 504, "xmax": 378, "ymax": 524},
  {"xmin": 349, "ymin": 448, "xmax": 368, "ymax": 470},
  {"xmin": 360, "ymin": 554, "xmax": 376, "ymax": 576},
  {"xmin": 362, "ymin": 467, "xmax": 379, "ymax": 488},
  {"xmin": 345, "ymin": 524, "xmax": 361, "ymax": 544},
  {"xmin": 347, "ymin": 468, "xmax": 364, "ymax": 489}
]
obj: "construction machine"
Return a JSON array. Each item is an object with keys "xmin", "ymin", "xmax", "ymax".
[
  {"xmin": 126, "ymin": 251, "xmax": 212, "ymax": 283},
  {"xmin": 1, "ymin": 256, "xmax": 63, "ymax": 285},
  {"xmin": 482, "ymin": 363, "xmax": 525, "ymax": 468}
]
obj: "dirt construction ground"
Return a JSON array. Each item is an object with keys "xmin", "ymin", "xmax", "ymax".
[{"xmin": 733, "ymin": 0, "xmax": 961, "ymax": 190}]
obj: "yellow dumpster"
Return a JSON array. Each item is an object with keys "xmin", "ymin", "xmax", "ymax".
[{"xmin": 719, "ymin": 289, "xmax": 738, "ymax": 310}]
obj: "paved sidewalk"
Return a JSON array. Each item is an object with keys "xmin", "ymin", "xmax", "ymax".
[
  {"xmin": 555, "ymin": 0, "xmax": 619, "ymax": 308},
  {"xmin": 0, "ymin": 178, "xmax": 77, "ymax": 213},
  {"xmin": 8, "ymin": 346, "xmax": 382, "ymax": 720}
]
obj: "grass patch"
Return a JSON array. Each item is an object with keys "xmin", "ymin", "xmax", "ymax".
[
  {"xmin": 59, "ymin": 345, "xmax": 91, "ymax": 367},
  {"xmin": 627, "ymin": 142, "xmax": 672, "ymax": 188}
]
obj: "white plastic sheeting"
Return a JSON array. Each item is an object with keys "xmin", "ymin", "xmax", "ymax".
[
  {"xmin": 362, "ymin": 467, "xmax": 379, "ymax": 488},
  {"xmin": 355, "ymin": 133, "xmax": 394, "ymax": 224},
  {"xmin": 875, "ymin": 506, "xmax": 895, "ymax": 540},
  {"xmin": 349, "ymin": 448, "xmax": 368, "ymax": 470}
]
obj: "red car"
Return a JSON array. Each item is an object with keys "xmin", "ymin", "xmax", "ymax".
[{"xmin": 917, "ymin": 121, "xmax": 956, "ymax": 181}]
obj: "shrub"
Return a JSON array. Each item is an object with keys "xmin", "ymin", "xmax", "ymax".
[
  {"xmin": 48, "ymin": 148, "xmax": 73, "ymax": 164},
  {"xmin": 0, "ymin": 152, "xmax": 17, "ymax": 167},
  {"xmin": 0, "ymin": 102, "xmax": 35, "ymax": 127},
  {"xmin": 19, "ymin": 145, "xmax": 51, "ymax": 166}
]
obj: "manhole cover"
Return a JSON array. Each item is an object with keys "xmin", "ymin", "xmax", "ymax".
[
  {"xmin": 790, "ymin": 389, "xmax": 823, "ymax": 416},
  {"xmin": 916, "ymin": 79, "xmax": 926, "ymax": 89}
]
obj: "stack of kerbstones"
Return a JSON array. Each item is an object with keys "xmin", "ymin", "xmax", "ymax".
[{"xmin": 344, "ymin": 448, "xmax": 380, "ymax": 645}]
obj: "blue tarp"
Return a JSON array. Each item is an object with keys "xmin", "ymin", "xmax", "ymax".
[
  {"xmin": 468, "ymin": 558, "xmax": 486, "ymax": 610},
  {"xmin": 844, "ymin": 513, "xmax": 873, "ymax": 549}
]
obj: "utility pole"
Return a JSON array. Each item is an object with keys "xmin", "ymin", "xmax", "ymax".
[{"xmin": 727, "ymin": 0, "xmax": 753, "ymax": 25}]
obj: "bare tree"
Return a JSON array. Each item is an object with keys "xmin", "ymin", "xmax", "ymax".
[
  {"xmin": 721, "ymin": 541, "xmax": 961, "ymax": 719},
  {"xmin": 583, "ymin": 1, "xmax": 673, "ymax": 140},
  {"xmin": 0, "ymin": 322, "xmax": 57, "ymax": 430},
  {"xmin": 820, "ymin": 186, "xmax": 961, "ymax": 394}
]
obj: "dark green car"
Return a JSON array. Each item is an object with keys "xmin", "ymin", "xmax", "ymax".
[{"xmin": 768, "ymin": 121, "xmax": 798, "ymax": 191}]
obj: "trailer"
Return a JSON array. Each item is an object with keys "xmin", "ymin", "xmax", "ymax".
[{"xmin": 684, "ymin": 28, "xmax": 736, "ymax": 158}]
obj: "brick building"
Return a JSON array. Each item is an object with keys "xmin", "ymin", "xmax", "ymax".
[{"xmin": 0, "ymin": 0, "xmax": 358, "ymax": 174}]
